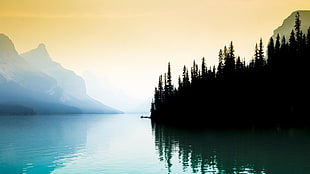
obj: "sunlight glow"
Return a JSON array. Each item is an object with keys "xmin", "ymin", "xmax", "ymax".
[{"xmin": 0, "ymin": 0, "xmax": 309, "ymax": 111}]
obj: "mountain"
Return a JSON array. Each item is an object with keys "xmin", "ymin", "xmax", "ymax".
[
  {"xmin": 21, "ymin": 44, "xmax": 121, "ymax": 113},
  {"xmin": 0, "ymin": 33, "xmax": 121, "ymax": 114},
  {"xmin": 272, "ymin": 10, "xmax": 310, "ymax": 39},
  {"xmin": 21, "ymin": 44, "xmax": 86, "ymax": 98}
]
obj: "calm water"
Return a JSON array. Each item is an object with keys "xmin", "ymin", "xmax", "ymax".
[{"xmin": 0, "ymin": 114, "xmax": 310, "ymax": 174}]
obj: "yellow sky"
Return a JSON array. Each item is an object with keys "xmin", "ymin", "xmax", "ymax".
[{"xmin": 0, "ymin": 0, "xmax": 310, "ymax": 102}]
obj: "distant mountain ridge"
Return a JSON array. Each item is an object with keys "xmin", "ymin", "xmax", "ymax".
[
  {"xmin": 22, "ymin": 44, "xmax": 87, "ymax": 103},
  {"xmin": 272, "ymin": 10, "xmax": 310, "ymax": 39},
  {"xmin": 0, "ymin": 34, "xmax": 121, "ymax": 115}
]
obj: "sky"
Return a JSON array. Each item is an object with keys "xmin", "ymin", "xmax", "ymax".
[{"xmin": 0, "ymin": 0, "xmax": 309, "ymax": 110}]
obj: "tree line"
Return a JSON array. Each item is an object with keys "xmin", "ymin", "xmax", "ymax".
[{"xmin": 151, "ymin": 12, "xmax": 310, "ymax": 128}]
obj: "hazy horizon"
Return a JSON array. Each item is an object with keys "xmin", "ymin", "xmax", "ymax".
[{"xmin": 1, "ymin": 0, "xmax": 309, "ymax": 111}]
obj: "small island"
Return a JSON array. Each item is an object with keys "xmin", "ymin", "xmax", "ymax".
[{"xmin": 150, "ymin": 12, "xmax": 310, "ymax": 129}]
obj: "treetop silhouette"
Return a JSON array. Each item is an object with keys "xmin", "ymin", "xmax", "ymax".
[{"xmin": 151, "ymin": 12, "xmax": 310, "ymax": 129}]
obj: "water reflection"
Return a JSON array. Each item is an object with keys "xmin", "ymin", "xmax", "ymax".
[
  {"xmin": 152, "ymin": 122, "xmax": 310, "ymax": 174},
  {"xmin": 0, "ymin": 115, "xmax": 95, "ymax": 173}
]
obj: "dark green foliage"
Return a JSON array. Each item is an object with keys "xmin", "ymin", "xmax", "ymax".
[{"xmin": 151, "ymin": 14, "xmax": 310, "ymax": 128}]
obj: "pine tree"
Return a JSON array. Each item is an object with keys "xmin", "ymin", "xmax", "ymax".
[
  {"xmin": 151, "ymin": 99, "xmax": 155, "ymax": 113},
  {"xmin": 267, "ymin": 37, "xmax": 275, "ymax": 68},
  {"xmin": 254, "ymin": 38, "xmax": 265, "ymax": 71},
  {"xmin": 280, "ymin": 36, "xmax": 288, "ymax": 68},
  {"xmin": 164, "ymin": 73, "xmax": 168, "ymax": 99},
  {"xmin": 191, "ymin": 60, "xmax": 199, "ymax": 83},
  {"xmin": 182, "ymin": 65, "xmax": 190, "ymax": 88},
  {"xmin": 294, "ymin": 12, "xmax": 303, "ymax": 50},
  {"xmin": 235, "ymin": 56, "xmax": 243, "ymax": 74},
  {"xmin": 254, "ymin": 43, "xmax": 259, "ymax": 66},
  {"xmin": 166, "ymin": 62, "xmax": 173, "ymax": 96},
  {"xmin": 212, "ymin": 65, "xmax": 216, "ymax": 78},
  {"xmin": 275, "ymin": 34, "xmax": 281, "ymax": 53},
  {"xmin": 201, "ymin": 57, "xmax": 207, "ymax": 79},
  {"xmin": 152, "ymin": 74, "xmax": 165, "ymax": 115},
  {"xmin": 223, "ymin": 42, "xmax": 235, "ymax": 77},
  {"xmin": 259, "ymin": 38, "xmax": 264, "ymax": 62},
  {"xmin": 217, "ymin": 49, "xmax": 224, "ymax": 78},
  {"xmin": 157, "ymin": 75, "xmax": 164, "ymax": 105},
  {"xmin": 289, "ymin": 30, "xmax": 297, "ymax": 54},
  {"xmin": 178, "ymin": 75, "xmax": 182, "ymax": 91},
  {"xmin": 229, "ymin": 41, "xmax": 235, "ymax": 60},
  {"xmin": 281, "ymin": 36, "xmax": 287, "ymax": 51}
]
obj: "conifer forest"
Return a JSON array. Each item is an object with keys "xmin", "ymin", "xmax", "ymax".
[{"xmin": 151, "ymin": 12, "xmax": 310, "ymax": 128}]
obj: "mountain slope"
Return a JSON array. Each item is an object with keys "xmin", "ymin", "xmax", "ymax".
[
  {"xmin": 21, "ymin": 44, "xmax": 87, "ymax": 99},
  {"xmin": 0, "ymin": 34, "xmax": 121, "ymax": 114},
  {"xmin": 272, "ymin": 10, "xmax": 310, "ymax": 39}
]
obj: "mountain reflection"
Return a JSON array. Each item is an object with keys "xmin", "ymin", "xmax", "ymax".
[
  {"xmin": 0, "ymin": 115, "xmax": 89, "ymax": 173},
  {"xmin": 152, "ymin": 122, "xmax": 310, "ymax": 174}
]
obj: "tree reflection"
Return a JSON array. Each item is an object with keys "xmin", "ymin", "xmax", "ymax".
[{"xmin": 152, "ymin": 121, "xmax": 310, "ymax": 174}]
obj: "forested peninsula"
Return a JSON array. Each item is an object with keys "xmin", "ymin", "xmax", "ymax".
[{"xmin": 150, "ymin": 12, "xmax": 310, "ymax": 129}]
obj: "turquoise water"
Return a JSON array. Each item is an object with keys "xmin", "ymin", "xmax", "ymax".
[{"xmin": 0, "ymin": 114, "xmax": 310, "ymax": 174}]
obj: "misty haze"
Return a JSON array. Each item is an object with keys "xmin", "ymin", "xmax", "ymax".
[{"xmin": 1, "ymin": 1, "xmax": 310, "ymax": 173}]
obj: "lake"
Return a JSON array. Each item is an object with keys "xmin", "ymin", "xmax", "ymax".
[{"xmin": 0, "ymin": 114, "xmax": 310, "ymax": 174}]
